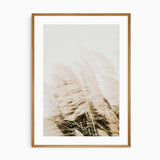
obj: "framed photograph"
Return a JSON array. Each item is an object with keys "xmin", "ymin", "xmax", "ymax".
[{"xmin": 32, "ymin": 13, "xmax": 131, "ymax": 147}]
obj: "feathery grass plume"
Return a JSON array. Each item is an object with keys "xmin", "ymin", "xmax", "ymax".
[
  {"xmin": 87, "ymin": 51, "xmax": 119, "ymax": 105},
  {"xmin": 84, "ymin": 51, "xmax": 119, "ymax": 118},
  {"xmin": 50, "ymin": 64, "xmax": 87, "ymax": 122}
]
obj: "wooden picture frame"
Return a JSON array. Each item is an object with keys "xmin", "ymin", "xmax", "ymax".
[{"xmin": 32, "ymin": 13, "xmax": 131, "ymax": 147}]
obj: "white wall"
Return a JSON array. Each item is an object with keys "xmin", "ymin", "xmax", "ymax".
[{"xmin": 0, "ymin": 0, "xmax": 160, "ymax": 159}]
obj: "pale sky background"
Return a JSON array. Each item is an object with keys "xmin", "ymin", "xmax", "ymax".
[{"xmin": 44, "ymin": 25, "xmax": 119, "ymax": 84}]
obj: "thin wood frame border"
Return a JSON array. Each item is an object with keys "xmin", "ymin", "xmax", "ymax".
[{"xmin": 32, "ymin": 13, "xmax": 131, "ymax": 148}]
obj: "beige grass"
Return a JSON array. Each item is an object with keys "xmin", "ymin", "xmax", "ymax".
[{"xmin": 44, "ymin": 52, "xmax": 119, "ymax": 136}]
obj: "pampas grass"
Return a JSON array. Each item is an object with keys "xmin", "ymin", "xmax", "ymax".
[{"xmin": 44, "ymin": 51, "xmax": 119, "ymax": 136}]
